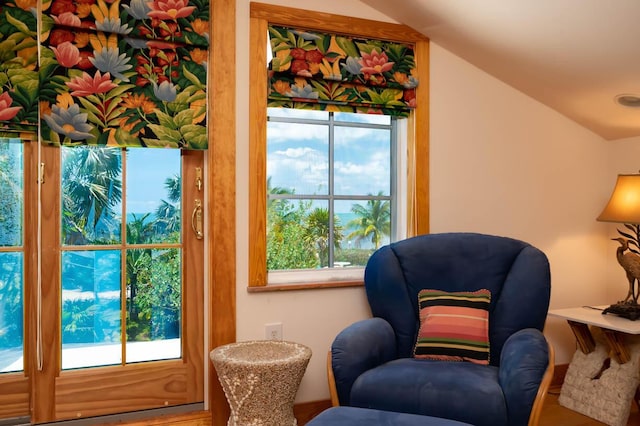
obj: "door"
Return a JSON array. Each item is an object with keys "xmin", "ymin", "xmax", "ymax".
[
  {"xmin": 0, "ymin": 143, "xmax": 205, "ymax": 423},
  {"xmin": 0, "ymin": 137, "xmax": 37, "ymax": 420}
]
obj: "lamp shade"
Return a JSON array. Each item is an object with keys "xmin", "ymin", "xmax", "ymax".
[{"xmin": 597, "ymin": 174, "xmax": 640, "ymax": 224}]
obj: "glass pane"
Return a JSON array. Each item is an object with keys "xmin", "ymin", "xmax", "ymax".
[
  {"xmin": 0, "ymin": 140, "xmax": 23, "ymax": 247},
  {"xmin": 126, "ymin": 248, "xmax": 181, "ymax": 363},
  {"xmin": 126, "ymin": 149, "xmax": 181, "ymax": 244},
  {"xmin": 334, "ymin": 126, "xmax": 391, "ymax": 196},
  {"xmin": 0, "ymin": 252, "xmax": 23, "ymax": 373},
  {"xmin": 267, "ymin": 199, "xmax": 338, "ymax": 270},
  {"xmin": 267, "ymin": 122, "xmax": 328, "ymax": 195},
  {"xmin": 336, "ymin": 198, "xmax": 391, "ymax": 254},
  {"xmin": 61, "ymin": 147, "xmax": 122, "ymax": 245},
  {"xmin": 334, "ymin": 112, "xmax": 390, "ymax": 125},
  {"xmin": 61, "ymin": 250, "xmax": 121, "ymax": 370}
]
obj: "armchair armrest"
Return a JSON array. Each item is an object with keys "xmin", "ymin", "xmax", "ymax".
[
  {"xmin": 498, "ymin": 328, "xmax": 552, "ymax": 426},
  {"xmin": 329, "ymin": 317, "xmax": 397, "ymax": 406}
]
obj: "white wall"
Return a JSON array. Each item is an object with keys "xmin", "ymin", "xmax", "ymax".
[
  {"xmin": 235, "ymin": 0, "xmax": 618, "ymax": 403},
  {"xmin": 235, "ymin": 0, "xmax": 394, "ymax": 403},
  {"xmin": 428, "ymin": 43, "xmax": 616, "ymax": 365}
]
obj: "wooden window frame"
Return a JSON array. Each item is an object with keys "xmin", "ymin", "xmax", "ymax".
[{"xmin": 248, "ymin": 2, "xmax": 430, "ymax": 290}]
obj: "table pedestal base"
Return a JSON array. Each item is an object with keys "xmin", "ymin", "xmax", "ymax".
[
  {"xmin": 559, "ymin": 341, "xmax": 640, "ymax": 426},
  {"xmin": 549, "ymin": 307, "xmax": 640, "ymax": 426},
  {"xmin": 210, "ymin": 340, "xmax": 312, "ymax": 426}
]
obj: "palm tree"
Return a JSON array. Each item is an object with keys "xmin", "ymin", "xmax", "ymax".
[
  {"xmin": 155, "ymin": 175, "xmax": 180, "ymax": 236},
  {"xmin": 0, "ymin": 142, "xmax": 22, "ymax": 246},
  {"xmin": 303, "ymin": 207, "xmax": 343, "ymax": 267},
  {"xmin": 347, "ymin": 192, "xmax": 391, "ymax": 249},
  {"xmin": 266, "ymin": 175, "xmax": 296, "ymax": 237},
  {"xmin": 164, "ymin": 174, "xmax": 181, "ymax": 202},
  {"xmin": 125, "ymin": 213, "xmax": 156, "ymax": 323},
  {"xmin": 61, "ymin": 146, "xmax": 122, "ymax": 244},
  {"xmin": 126, "ymin": 213, "xmax": 156, "ymax": 244},
  {"xmin": 267, "ymin": 176, "xmax": 294, "ymax": 216}
]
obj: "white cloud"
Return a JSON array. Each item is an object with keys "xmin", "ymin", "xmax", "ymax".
[
  {"xmin": 335, "ymin": 162, "xmax": 366, "ymax": 176},
  {"xmin": 274, "ymin": 147, "xmax": 316, "ymax": 159},
  {"xmin": 268, "ymin": 147, "xmax": 328, "ymax": 193},
  {"xmin": 267, "ymin": 122, "xmax": 327, "ymax": 144}
]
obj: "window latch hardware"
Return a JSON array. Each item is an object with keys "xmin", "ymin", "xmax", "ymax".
[
  {"xmin": 192, "ymin": 199, "xmax": 203, "ymax": 239},
  {"xmin": 195, "ymin": 167, "xmax": 202, "ymax": 191}
]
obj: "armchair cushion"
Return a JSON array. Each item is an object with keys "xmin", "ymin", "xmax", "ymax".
[
  {"xmin": 350, "ymin": 358, "xmax": 507, "ymax": 426},
  {"xmin": 414, "ymin": 288, "xmax": 491, "ymax": 364}
]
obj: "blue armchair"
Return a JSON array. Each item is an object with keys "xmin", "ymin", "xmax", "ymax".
[{"xmin": 328, "ymin": 233, "xmax": 554, "ymax": 426}]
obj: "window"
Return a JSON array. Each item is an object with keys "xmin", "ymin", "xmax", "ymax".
[
  {"xmin": 0, "ymin": 139, "xmax": 25, "ymax": 374},
  {"xmin": 59, "ymin": 147, "xmax": 183, "ymax": 369},
  {"xmin": 266, "ymin": 108, "xmax": 405, "ymax": 284},
  {"xmin": 248, "ymin": 3, "xmax": 430, "ymax": 289}
]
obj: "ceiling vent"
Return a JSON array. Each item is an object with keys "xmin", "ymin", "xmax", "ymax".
[{"xmin": 615, "ymin": 94, "xmax": 640, "ymax": 108}]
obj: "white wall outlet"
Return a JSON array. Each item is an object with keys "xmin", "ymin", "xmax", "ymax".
[{"xmin": 265, "ymin": 322, "xmax": 283, "ymax": 340}]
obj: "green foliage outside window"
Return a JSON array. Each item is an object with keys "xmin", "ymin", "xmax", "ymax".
[{"xmin": 266, "ymin": 179, "xmax": 389, "ymax": 271}]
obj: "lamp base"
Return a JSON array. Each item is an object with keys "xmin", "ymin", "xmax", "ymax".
[{"xmin": 602, "ymin": 301, "xmax": 640, "ymax": 320}]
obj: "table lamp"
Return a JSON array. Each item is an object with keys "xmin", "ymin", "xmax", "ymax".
[{"xmin": 597, "ymin": 173, "xmax": 640, "ymax": 320}]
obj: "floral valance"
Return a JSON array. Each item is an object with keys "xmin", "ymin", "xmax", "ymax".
[
  {"xmin": 43, "ymin": 0, "xmax": 210, "ymax": 47},
  {"xmin": 0, "ymin": 0, "xmax": 39, "ymax": 137},
  {"xmin": 0, "ymin": 0, "xmax": 209, "ymax": 150},
  {"xmin": 267, "ymin": 25, "xmax": 419, "ymax": 117}
]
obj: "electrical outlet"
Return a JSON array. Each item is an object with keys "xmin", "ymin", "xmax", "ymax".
[{"xmin": 265, "ymin": 322, "xmax": 283, "ymax": 340}]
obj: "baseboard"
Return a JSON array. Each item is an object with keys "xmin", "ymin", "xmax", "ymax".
[{"xmin": 294, "ymin": 400, "xmax": 332, "ymax": 425}]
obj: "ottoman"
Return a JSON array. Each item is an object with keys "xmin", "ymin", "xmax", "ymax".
[{"xmin": 307, "ymin": 407, "xmax": 474, "ymax": 426}]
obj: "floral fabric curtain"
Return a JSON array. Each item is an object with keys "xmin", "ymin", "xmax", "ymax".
[
  {"xmin": 0, "ymin": 0, "xmax": 39, "ymax": 140},
  {"xmin": 0, "ymin": 0, "xmax": 209, "ymax": 150},
  {"xmin": 268, "ymin": 25, "xmax": 419, "ymax": 117}
]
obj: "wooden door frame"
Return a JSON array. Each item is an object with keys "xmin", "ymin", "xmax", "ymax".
[{"xmin": 207, "ymin": 0, "xmax": 236, "ymax": 424}]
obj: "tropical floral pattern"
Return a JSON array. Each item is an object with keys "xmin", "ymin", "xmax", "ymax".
[
  {"xmin": 0, "ymin": 0, "xmax": 209, "ymax": 149},
  {"xmin": 268, "ymin": 25, "xmax": 419, "ymax": 117},
  {"xmin": 40, "ymin": 0, "xmax": 209, "ymax": 149},
  {"xmin": 0, "ymin": 0, "xmax": 40, "ymax": 137}
]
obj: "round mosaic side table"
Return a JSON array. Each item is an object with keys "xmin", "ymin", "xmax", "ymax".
[{"xmin": 210, "ymin": 340, "xmax": 312, "ymax": 426}]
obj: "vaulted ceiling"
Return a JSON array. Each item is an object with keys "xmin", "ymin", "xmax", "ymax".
[{"xmin": 362, "ymin": 0, "xmax": 640, "ymax": 140}]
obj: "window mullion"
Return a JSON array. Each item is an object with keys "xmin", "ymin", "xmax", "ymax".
[
  {"xmin": 390, "ymin": 118, "xmax": 398, "ymax": 242},
  {"xmin": 328, "ymin": 113, "xmax": 335, "ymax": 268}
]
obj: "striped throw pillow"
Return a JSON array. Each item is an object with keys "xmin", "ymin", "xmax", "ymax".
[{"xmin": 414, "ymin": 289, "xmax": 491, "ymax": 365}]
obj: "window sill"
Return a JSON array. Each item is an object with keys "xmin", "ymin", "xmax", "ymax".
[{"xmin": 247, "ymin": 280, "xmax": 363, "ymax": 293}]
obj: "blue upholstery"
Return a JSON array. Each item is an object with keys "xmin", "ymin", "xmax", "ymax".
[
  {"xmin": 330, "ymin": 233, "xmax": 551, "ymax": 426},
  {"xmin": 307, "ymin": 407, "xmax": 473, "ymax": 426}
]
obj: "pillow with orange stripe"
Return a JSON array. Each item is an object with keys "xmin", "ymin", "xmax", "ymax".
[{"xmin": 413, "ymin": 289, "xmax": 491, "ymax": 365}]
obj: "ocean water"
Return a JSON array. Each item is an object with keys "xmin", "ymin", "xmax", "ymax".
[{"xmin": 336, "ymin": 212, "xmax": 377, "ymax": 250}]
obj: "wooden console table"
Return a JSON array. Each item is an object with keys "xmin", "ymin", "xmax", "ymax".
[
  {"xmin": 549, "ymin": 306, "xmax": 640, "ymax": 363},
  {"xmin": 549, "ymin": 306, "xmax": 640, "ymax": 426}
]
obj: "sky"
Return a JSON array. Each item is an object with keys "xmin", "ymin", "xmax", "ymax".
[
  {"xmin": 119, "ymin": 109, "xmax": 395, "ymax": 217},
  {"xmin": 266, "ymin": 108, "xmax": 393, "ymax": 213},
  {"xmin": 125, "ymin": 148, "xmax": 180, "ymax": 215}
]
